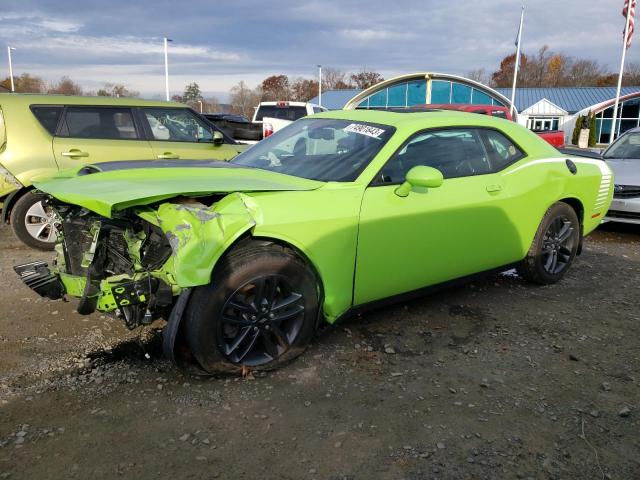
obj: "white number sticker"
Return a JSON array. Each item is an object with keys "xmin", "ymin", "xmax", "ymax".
[{"xmin": 343, "ymin": 123, "xmax": 385, "ymax": 138}]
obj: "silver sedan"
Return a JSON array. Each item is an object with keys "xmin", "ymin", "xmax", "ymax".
[{"xmin": 602, "ymin": 128, "xmax": 640, "ymax": 224}]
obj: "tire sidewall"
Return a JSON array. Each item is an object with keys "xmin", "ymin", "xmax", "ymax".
[
  {"xmin": 9, "ymin": 191, "xmax": 57, "ymax": 251},
  {"xmin": 530, "ymin": 203, "xmax": 580, "ymax": 283},
  {"xmin": 184, "ymin": 247, "xmax": 319, "ymax": 374}
]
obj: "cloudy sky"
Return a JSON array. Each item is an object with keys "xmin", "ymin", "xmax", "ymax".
[{"xmin": 1, "ymin": 1, "xmax": 637, "ymax": 100}]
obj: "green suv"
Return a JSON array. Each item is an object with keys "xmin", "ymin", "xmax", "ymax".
[{"xmin": 0, "ymin": 94, "xmax": 246, "ymax": 249}]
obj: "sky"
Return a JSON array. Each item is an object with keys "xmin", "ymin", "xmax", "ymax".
[{"xmin": 1, "ymin": 1, "xmax": 638, "ymax": 101}]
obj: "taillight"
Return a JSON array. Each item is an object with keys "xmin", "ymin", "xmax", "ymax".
[{"xmin": 263, "ymin": 122, "xmax": 274, "ymax": 138}]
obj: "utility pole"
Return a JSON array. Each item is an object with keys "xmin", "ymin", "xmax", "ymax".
[
  {"xmin": 7, "ymin": 47, "xmax": 16, "ymax": 92},
  {"xmin": 510, "ymin": 7, "xmax": 525, "ymax": 119},
  {"xmin": 164, "ymin": 38, "xmax": 172, "ymax": 101},
  {"xmin": 318, "ymin": 64, "xmax": 322, "ymax": 107}
]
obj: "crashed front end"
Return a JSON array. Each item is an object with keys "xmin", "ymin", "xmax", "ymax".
[{"xmin": 14, "ymin": 192, "xmax": 256, "ymax": 330}]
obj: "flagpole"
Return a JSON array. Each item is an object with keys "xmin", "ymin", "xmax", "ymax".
[
  {"xmin": 510, "ymin": 6, "xmax": 525, "ymax": 119},
  {"xmin": 611, "ymin": 3, "xmax": 634, "ymax": 144}
]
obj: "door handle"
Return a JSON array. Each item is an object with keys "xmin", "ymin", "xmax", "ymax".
[
  {"xmin": 157, "ymin": 153, "xmax": 179, "ymax": 159},
  {"xmin": 61, "ymin": 150, "xmax": 89, "ymax": 158},
  {"xmin": 486, "ymin": 184, "xmax": 502, "ymax": 193}
]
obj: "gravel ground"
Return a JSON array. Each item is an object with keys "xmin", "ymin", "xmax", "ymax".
[{"xmin": 0, "ymin": 223, "xmax": 639, "ymax": 480}]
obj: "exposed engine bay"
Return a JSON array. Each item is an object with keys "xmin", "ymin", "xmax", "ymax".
[{"xmin": 15, "ymin": 198, "xmax": 177, "ymax": 329}]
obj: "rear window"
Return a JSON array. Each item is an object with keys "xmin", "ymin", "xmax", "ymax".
[
  {"xmin": 59, "ymin": 107, "xmax": 138, "ymax": 139},
  {"xmin": 255, "ymin": 105, "xmax": 307, "ymax": 122},
  {"xmin": 31, "ymin": 106, "xmax": 63, "ymax": 135}
]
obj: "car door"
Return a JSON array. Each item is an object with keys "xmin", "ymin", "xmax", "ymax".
[
  {"xmin": 141, "ymin": 107, "xmax": 244, "ymax": 161},
  {"xmin": 53, "ymin": 106, "xmax": 154, "ymax": 170},
  {"xmin": 353, "ymin": 127, "xmax": 525, "ymax": 305}
]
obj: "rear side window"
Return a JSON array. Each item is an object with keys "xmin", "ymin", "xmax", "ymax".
[
  {"xmin": 31, "ymin": 106, "xmax": 63, "ymax": 135},
  {"xmin": 480, "ymin": 129, "xmax": 525, "ymax": 170},
  {"xmin": 58, "ymin": 107, "xmax": 138, "ymax": 139}
]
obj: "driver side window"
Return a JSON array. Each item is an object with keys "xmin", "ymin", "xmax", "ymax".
[{"xmin": 377, "ymin": 128, "xmax": 491, "ymax": 184}]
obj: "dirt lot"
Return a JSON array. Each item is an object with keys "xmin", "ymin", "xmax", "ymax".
[{"xmin": 0, "ymin": 223, "xmax": 638, "ymax": 480}]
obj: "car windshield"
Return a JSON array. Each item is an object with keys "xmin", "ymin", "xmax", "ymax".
[
  {"xmin": 603, "ymin": 132, "xmax": 640, "ymax": 159},
  {"xmin": 231, "ymin": 118, "xmax": 396, "ymax": 182}
]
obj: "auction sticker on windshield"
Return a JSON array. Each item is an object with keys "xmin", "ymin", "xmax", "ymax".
[{"xmin": 343, "ymin": 123, "xmax": 386, "ymax": 138}]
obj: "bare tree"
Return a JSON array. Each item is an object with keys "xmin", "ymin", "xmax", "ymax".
[
  {"xmin": 623, "ymin": 61, "xmax": 640, "ymax": 85},
  {"xmin": 48, "ymin": 77, "xmax": 83, "ymax": 95},
  {"xmin": 230, "ymin": 81, "xmax": 261, "ymax": 118},
  {"xmin": 566, "ymin": 60, "xmax": 607, "ymax": 86},
  {"xmin": 322, "ymin": 67, "xmax": 352, "ymax": 90},
  {"xmin": 96, "ymin": 83, "xmax": 139, "ymax": 97},
  {"xmin": 466, "ymin": 68, "xmax": 490, "ymax": 86}
]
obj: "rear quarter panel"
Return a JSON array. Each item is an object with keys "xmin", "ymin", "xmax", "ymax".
[{"xmin": 502, "ymin": 155, "xmax": 612, "ymax": 254}]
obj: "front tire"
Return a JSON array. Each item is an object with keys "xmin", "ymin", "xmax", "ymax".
[
  {"xmin": 9, "ymin": 191, "xmax": 59, "ymax": 251},
  {"xmin": 517, "ymin": 202, "xmax": 580, "ymax": 285},
  {"xmin": 183, "ymin": 240, "xmax": 320, "ymax": 374}
]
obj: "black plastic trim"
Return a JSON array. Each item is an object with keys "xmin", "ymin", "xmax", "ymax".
[{"xmin": 336, "ymin": 262, "xmax": 520, "ymax": 323}]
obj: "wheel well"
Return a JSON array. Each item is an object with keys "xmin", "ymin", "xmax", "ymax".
[
  {"xmin": 219, "ymin": 233, "xmax": 326, "ymax": 325},
  {"xmin": 558, "ymin": 197, "xmax": 584, "ymax": 255},
  {"xmin": 1, "ymin": 187, "xmax": 32, "ymax": 224},
  {"xmin": 559, "ymin": 197, "xmax": 584, "ymax": 225}
]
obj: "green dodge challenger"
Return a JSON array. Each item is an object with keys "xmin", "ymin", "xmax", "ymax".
[{"xmin": 15, "ymin": 110, "xmax": 613, "ymax": 373}]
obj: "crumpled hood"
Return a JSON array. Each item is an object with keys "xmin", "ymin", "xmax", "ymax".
[{"xmin": 33, "ymin": 160, "xmax": 324, "ymax": 218}]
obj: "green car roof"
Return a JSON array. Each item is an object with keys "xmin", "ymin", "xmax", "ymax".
[{"xmin": 0, "ymin": 92, "xmax": 185, "ymax": 108}]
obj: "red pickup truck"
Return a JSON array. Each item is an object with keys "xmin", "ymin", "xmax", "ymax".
[{"xmin": 425, "ymin": 104, "xmax": 566, "ymax": 148}]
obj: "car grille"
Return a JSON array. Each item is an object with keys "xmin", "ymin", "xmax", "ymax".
[
  {"xmin": 613, "ymin": 185, "xmax": 640, "ymax": 198},
  {"xmin": 606, "ymin": 209, "xmax": 640, "ymax": 220}
]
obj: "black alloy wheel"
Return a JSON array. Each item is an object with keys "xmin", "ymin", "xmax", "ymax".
[
  {"xmin": 517, "ymin": 201, "xmax": 580, "ymax": 285},
  {"xmin": 219, "ymin": 275, "xmax": 305, "ymax": 366},
  {"xmin": 540, "ymin": 215, "xmax": 576, "ymax": 275},
  {"xmin": 183, "ymin": 240, "xmax": 319, "ymax": 374}
]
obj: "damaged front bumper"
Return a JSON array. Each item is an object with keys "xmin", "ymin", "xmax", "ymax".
[
  {"xmin": 14, "ymin": 203, "xmax": 179, "ymax": 329},
  {"xmin": 14, "ymin": 193, "xmax": 258, "ymax": 330}
]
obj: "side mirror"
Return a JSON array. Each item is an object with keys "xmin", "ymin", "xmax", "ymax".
[
  {"xmin": 213, "ymin": 130, "xmax": 224, "ymax": 145},
  {"xmin": 395, "ymin": 166, "xmax": 443, "ymax": 197}
]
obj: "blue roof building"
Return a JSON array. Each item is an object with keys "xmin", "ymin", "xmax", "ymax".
[{"xmin": 310, "ymin": 77, "xmax": 640, "ymax": 144}]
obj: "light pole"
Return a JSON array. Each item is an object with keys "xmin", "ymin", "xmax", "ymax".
[
  {"xmin": 164, "ymin": 38, "xmax": 172, "ymax": 101},
  {"xmin": 7, "ymin": 47, "xmax": 16, "ymax": 92},
  {"xmin": 317, "ymin": 64, "xmax": 322, "ymax": 107}
]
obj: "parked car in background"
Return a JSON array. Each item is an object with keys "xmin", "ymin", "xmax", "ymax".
[
  {"xmin": 15, "ymin": 109, "xmax": 612, "ymax": 374},
  {"xmin": 0, "ymin": 94, "xmax": 247, "ymax": 250},
  {"xmin": 203, "ymin": 113, "xmax": 262, "ymax": 144},
  {"xmin": 599, "ymin": 128, "xmax": 640, "ymax": 224},
  {"xmin": 419, "ymin": 104, "xmax": 565, "ymax": 148},
  {"xmin": 256, "ymin": 101, "xmax": 327, "ymax": 138}
]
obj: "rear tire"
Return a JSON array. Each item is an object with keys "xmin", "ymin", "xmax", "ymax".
[
  {"xmin": 9, "ymin": 191, "xmax": 59, "ymax": 251},
  {"xmin": 183, "ymin": 240, "xmax": 320, "ymax": 374},
  {"xmin": 517, "ymin": 202, "xmax": 580, "ymax": 285}
]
